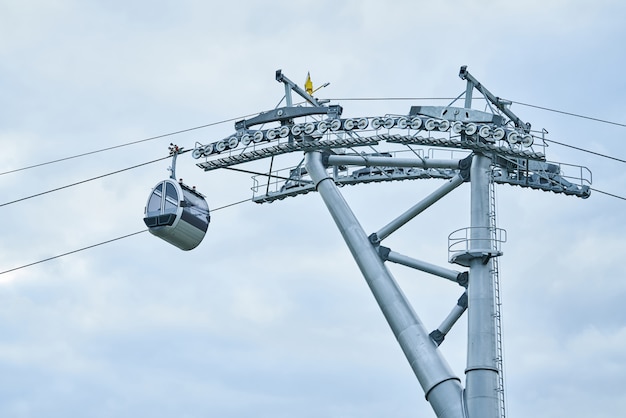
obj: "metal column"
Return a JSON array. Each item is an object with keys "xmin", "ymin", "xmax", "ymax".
[
  {"xmin": 305, "ymin": 151, "xmax": 466, "ymax": 418},
  {"xmin": 464, "ymin": 153, "xmax": 500, "ymax": 418}
]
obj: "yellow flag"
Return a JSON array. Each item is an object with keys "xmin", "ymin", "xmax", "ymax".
[{"xmin": 304, "ymin": 72, "xmax": 313, "ymax": 95}]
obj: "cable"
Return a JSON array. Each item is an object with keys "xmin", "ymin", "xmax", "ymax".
[
  {"xmin": 0, "ymin": 196, "xmax": 252, "ymax": 276},
  {"xmin": 328, "ymin": 96, "xmax": 626, "ymax": 166},
  {"xmin": 326, "ymin": 96, "xmax": 626, "ymax": 129},
  {"xmin": 211, "ymin": 197, "xmax": 253, "ymax": 211},
  {"xmin": 1, "ymin": 173, "xmax": 624, "ymax": 277},
  {"xmin": 2, "ymin": 134, "xmax": 620, "ymax": 211},
  {"xmin": 0, "ymin": 230, "xmax": 148, "ymax": 276},
  {"xmin": 543, "ymin": 138, "xmax": 626, "ymax": 164},
  {"xmin": 0, "ymin": 113, "xmax": 260, "ymax": 177},
  {"xmin": 509, "ymin": 100, "xmax": 626, "ymax": 128},
  {"xmin": 4, "ymin": 98, "xmax": 625, "ymax": 179},
  {"xmin": 4, "ymin": 182, "xmax": 621, "ymax": 278},
  {"xmin": 1, "ymin": 97, "xmax": 624, "ymax": 276},
  {"xmin": 590, "ymin": 187, "xmax": 626, "ymax": 201},
  {"xmin": 0, "ymin": 154, "xmax": 173, "ymax": 208}
]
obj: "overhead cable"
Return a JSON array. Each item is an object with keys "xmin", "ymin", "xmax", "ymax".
[
  {"xmin": 3, "ymin": 99, "xmax": 624, "ymax": 178},
  {"xmin": 0, "ymin": 155, "xmax": 174, "ymax": 208},
  {"xmin": 1, "ymin": 180, "xmax": 624, "ymax": 277},
  {"xmin": 328, "ymin": 96, "xmax": 626, "ymax": 165},
  {"xmin": 327, "ymin": 97, "xmax": 626, "ymax": 129},
  {"xmin": 543, "ymin": 138, "xmax": 626, "ymax": 164},
  {"xmin": 3, "ymin": 180, "xmax": 624, "ymax": 278},
  {"xmin": 0, "ymin": 113, "xmax": 260, "ymax": 176},
  {"xmin": 0, "ymin": 197, "xmax": 252, "ymax": 276},
  {"xmin": 0, "ymin": 230, "xmax": 148, "ymax": 276},
  {"xmin": 590, "ymin": 188, "xmax": 626, "ymax": 201},
  {"xmin": 509, "ymin": 100, "xmax": 626, "ymax": 128}
]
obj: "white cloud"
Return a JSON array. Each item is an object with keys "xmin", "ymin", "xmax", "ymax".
[{"xmin": 1, "ymin": 1, "xmax": 626, "ymax": 417}]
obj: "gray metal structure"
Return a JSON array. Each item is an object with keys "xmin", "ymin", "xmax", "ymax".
[{"xmin": 185, "ymin": 67, "xmax": 591, "ymax": 417}]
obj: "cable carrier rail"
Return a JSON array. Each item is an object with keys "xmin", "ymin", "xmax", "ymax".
[
  {"xmin": 190, "ymin": 68, "xmax": 590, "ymax": 204},
  {"xmin": 144, "ymin": 67, "xmax": 592, "ymax": 418}
]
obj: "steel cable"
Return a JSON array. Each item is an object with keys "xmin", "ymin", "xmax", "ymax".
[
  {"xmin": 0, "ymin": 196, "xmax": 252, "ymax": 276},
  {"xmin": 0, "ymin": 155, "xmax": 172, "ymax": 208}
]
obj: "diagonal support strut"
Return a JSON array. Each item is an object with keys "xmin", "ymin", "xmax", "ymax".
[{"xmin": 305, "ymin": 151, "xmax": 466, "ymax": 418}]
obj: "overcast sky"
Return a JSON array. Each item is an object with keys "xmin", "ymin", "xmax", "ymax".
[{"xmin": 1, "ymin": 1, "xmax": 626, "ymax": 417}]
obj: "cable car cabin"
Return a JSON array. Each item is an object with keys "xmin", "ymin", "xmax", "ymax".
[{"xmin": 143, "ymin": 179, "xmax": 210, "ymax": 250}]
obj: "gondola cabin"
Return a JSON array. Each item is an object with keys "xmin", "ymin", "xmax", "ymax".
[{"xmin": 143, "ymin": 179, "xmax": 210, "ymax": 250}]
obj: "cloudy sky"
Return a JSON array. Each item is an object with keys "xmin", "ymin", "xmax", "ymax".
[{"xmin": 1, "ymin": 1, "xmax": 625, "ymax": 417}]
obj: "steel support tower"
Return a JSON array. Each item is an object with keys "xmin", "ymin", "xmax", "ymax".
[{"xmin": 185, "ymin": 67, "xmax": 591, "ymax": 418}]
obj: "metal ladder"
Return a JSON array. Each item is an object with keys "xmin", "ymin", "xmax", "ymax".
[{"xmin": 489, "ymin": 171, "xmax": 507, "ymax": 418}]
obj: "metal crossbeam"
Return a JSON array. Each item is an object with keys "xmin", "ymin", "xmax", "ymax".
[{"xmin": 250, "ymin": 149, "xmax": 590, "ymax": 203}]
